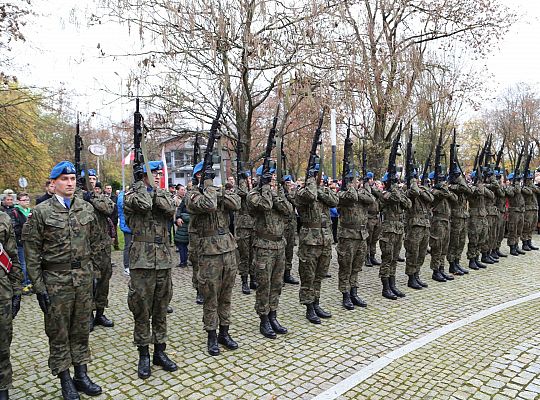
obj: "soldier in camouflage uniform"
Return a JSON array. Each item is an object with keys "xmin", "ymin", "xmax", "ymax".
[
  {"xmin": 336, "ymin": 174, "xmax": 374, "ymax": 310},
  {"xmin": 295, "ymin": 171, "xmax": 339, "ymax": 324},
  {"xmin": 186, "ymin": 161, "xmax": 241, "ymax": 356},
  {"xmin": 283, "ymin": 176, "xmax": 299, "ymax": 284},
  {"xmin": 404, "ymin": 175, "xmax": 433, "ymax": 289},
  {"xmin": 365, "ymin": 172, "xmax": 382, "ymax": 266},
  {"xmin": 506, "ymin": 173, "xmax": 526, "ymax": 256},
  {"xmin": 83, "ymin": 169, "xmax": 115, "ymax": 328},
  {"xmin": 429, "ymin": 172, "xmax": 458, "ymax": 282},
  {"xmin": 447, "ymin": 171, "xmax": 473, "ymax": 275},
  {"xmin": 235, "ymin": 173, "xmax": 256, "ymax": 294},
  {"xmin": 494, "ymin": 170, "xmax": 508, "ymax": 257},
  {"xmin": 0, "ymin": 210, "xmax": 22, "ymax": 400},
  {"xmin": 124, "ymin": 161, "xmax": 177, "ymax": 380},
  {"xmin": 247, "ymin": 169, "xmax": 293, "ymax": 338},
  {"xmin": 520, "ymin": 172, "xmax": 540, "ymax": 250},
  {"xmin": 378, "ymin": 173, "xmax": 411, "ymax": 300},
  {"xmin": 485, "ymin": 173, "xmax": 505, "ymax": 262},
  {"xmin": 23, "ymin": 161, "xmax": 102, "ymax": 400}
]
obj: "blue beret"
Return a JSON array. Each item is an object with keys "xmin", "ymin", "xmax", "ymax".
[
  {"xmin": 366, "ymin": 171, "xmax": 374, "ymax": 179},
  {"xmin": 428, "ymin": 171, "xmax": 435, "ymax": 180},
  {"xmin": 256, "ymin": 165, "xmax": 276, "ymax": 176},
  {"xmin": 507, "ymin": 172, "xmax": 514, "ymax": 180},
  {"xmin": 283, "ymin": 175, "xmax": 293, "ymax": 182},
  {"xmin": 50, "ymin": 161, "xmax": 76, "ymax": 179},
  {"xmin": 381, "ymin": 172, "xmax": 388, "ymax": 182},
  {"xmin": 193, "ymin": 161, "xmax": 204, "ymax": 175},
  {"xmin": 81, "ymin": 169, "xmax": 97, "ymax": 177},
  {"xmin": 143, "ymin": 161, "xmax": 163, "ymax": 173}
]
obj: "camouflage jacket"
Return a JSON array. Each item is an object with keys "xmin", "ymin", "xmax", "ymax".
[
  {"xmin": 466, "ymin": 184, "xmax": 490, "ymax": 217},
  {"xmin": 186, "ymin": 180, "xmax": 241, "ymax": 255},
  {"xmin": 88, "ymin": 192, "xmax": 115, "ymax": 248},
  {"xmin": 521, "ymin": 182, "xmax": 540, "ymax": 211},
  {"xmin": 124, "ymin": 181, "xmax": 176, "ymax": 270},
  {"xmin": 22, "ymin": 196, "xmax": 100, "ymax": 294},
  {"xmin": 431, "ymin": 183, "xmax": 458, "ymax": 222},
  {"xmin": 295, "ymin": 177, "xmax": 339, "ymax": 247},
  {"xmin": 405, "ymin": 179, "xmax": 433, "ymax": 227},
  {"xmin": 506, "ymin": 185, "xmax": 525, "ymax": 212},
  {"xmin": 337, "ymin": 184, "xmax": 374, "ymax": 240},
  {"xmin": 380, "ymin": 185, "xmax": 411, "ymax": 235},
  {"xmin": 448, "ymin": 175, "xmax": 473, "ymax": 219},
  {"xmin": 247, "ymin": 184, "xmax": 293, "ymax": 249},
  {"xmin": 367, "ymin": 184, "xmax": 382, "ymax": 218},
  {"xmin": 0, "ymin": 211, "xmax": 22, "ymax": 301},
  {"xmin": 235, "ymin": 179, "xmax": 254, "ymax": 232}
]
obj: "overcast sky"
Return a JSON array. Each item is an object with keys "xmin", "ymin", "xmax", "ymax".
[{"xmin": 10, "ymin": 0, "xmax": 540, "ymax": 126}]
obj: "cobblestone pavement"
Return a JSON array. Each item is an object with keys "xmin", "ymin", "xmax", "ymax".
[{"xmin": 9, "ymin": 235, "xmax": 540, "ymax": 400}]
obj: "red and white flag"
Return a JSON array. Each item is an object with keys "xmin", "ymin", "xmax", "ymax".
[
  {"xmin": 122, "ymin": 151, "xmax": 134, "ymax": 166},
  {"xmin": 160, "ymin": 146, "xmax": 169, "ymax": 189}
]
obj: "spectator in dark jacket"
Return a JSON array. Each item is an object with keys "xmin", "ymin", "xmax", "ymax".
[
  {"xmin": 35, "ymin": 180, "xmax": 55, "ymax": 205},
  {"xmin": 174, "ymin": 197, "xmax": 190, "ymax": 268}
]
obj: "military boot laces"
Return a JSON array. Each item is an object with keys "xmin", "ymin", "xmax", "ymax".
[
  {"xmin": 218, "ymin": 325, "xmax": 239, "ymax": 349},
  {"xmin": 259, "ymin": 315, "xmax": 277, "ymax": 339},
  {"xmin": 268, "ymin": 311, "xmax": 288, "ymax": 334},
  {"xmin": 283, "ymin": 270, "xmax": 299, "ymax": 284},
  {"xmin": 342, "ymin": 292, "xmax": 354, "ymax": 310},
  {"xmin": 195, "ymin": 289, "xmax": 204, "ymax": 305},
  {"xmin": 58, "ymin": 370, "xmax": 80, "ymax": 400},
  {"xmin": 313, "ymin": 299, "xmax": 332, "ymax": 318},
  {"xmin": 73, "ymin": 365, "xmax": 102, "ymax": 396},
  {"xmin": 439, "ymin": 266, "xmax": 454, "ymax": 281},
  {"xmin": 522, "ymin": 241, "xmax": 532, "ymax": 251},
  {"xmin": 381, "ymin": 277, "xmax": 398, "ymax": 300},
  {"xmin": 407, "ymin": 274, "xmax": 423, "ymax": 290},
  {"xmin": 94, "ymin": 309, "xmax": 114, "ymax": 328},
  {"xmin": 496, "ymin": 247, "xmax": 508, "ymax": 257},
  {"xmin": 207, "ymin": 330, "xmax": 220, "ymax": 356},
  {"xmin": 137, "ymin": 345, "xmax": 151, "ymax": 379},
  {"xmin": 350, "ymin": 287, "xmax": 367, "ymax": 307},
  {"xmin": 414, "ymin": 272, "xmax": 428, "ymax": 287},
  {"xmin": 388, "ymin": 276, "xmax": 406, "ymax": 297},
  {"xmin": 241, "ymin": 275, "xmax": 251, "ymax": 295},
  {"xmin": 528, "ymin": 240, "xmax": 539, "ymax": 250},
  {"xmin": 305, "ymin": 303, "xmax": 321, "ymax": 324},
  {"xmin": 432, "ymin": 269, "xmax": 447, "ymax": 282},
  {"xmin": 153, "ymin": 343, "xmax": 178, "ymax": 372},
  {"xmin": 0, "ymin": 389, "xmax": 8, "ymax": 400}
]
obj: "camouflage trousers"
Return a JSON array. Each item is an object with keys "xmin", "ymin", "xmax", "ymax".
[
  {"xmin": 506, "ymin": 211, "xmax": 524, "ymax": 246},
  {"xmin": 486, "ymin": 214, "xmax": 499, "ymax": 251},
  {"xmin": 467, "ymin": 215, "xmax": 488, "ymax": 259},
  {"xmin": 367, "ymin": 216, "xmax": 381, "ymax": 257},
  {"xmin": 236, "ymin": 228, "xmax": 254, "ymax": 277},
  {"xmin": 404, "ymin": 225, "xmax": 430, "ymax": 275},
  {"xmin": 379, "ymin": 232, "xmax": 402, "ymax": 278},
  {"xmin": 521, "ymin": 210, "xmax": 538, "ymax": 241},
  {"xmin": 447, "ymin": 217, "xmax": 467, "ymax": 263},
  {"xmin": 94, "ymin": 245, "xmax": 112, "ymax": 309},
  {"xmin": 198, "ymin": 250, "xmax": 237, "ymax": 331},
  {"xmin": 254, "ymin": 246, "xmax": 285, "ymax": 315},
  {"xmin": 43, "ymin": 270, "xmax": 93, "ymax": 375},
  {"xmin": 496, "ymin": 213, "xmax": 506, "ymax": 247},
  {"xmin": 128, "ymin": 268, "xmax": 172, "ymax": 346},
  {"xmin": 336, "ymin": 238, "xmax": 367, "ymax": 292},
  {"xmin": 284, "ymin": 221, "xmax": 296, "ymax": 272},
  {"xmin": 188, "ymin": 234, "xmax": 200, "ymax": 290},
  {"xmin": 430, "ymin": 219, "xmax": 450, "ymax": 270},
  {"xmin": 298, "ymin": 244, "xmax": 332, "ymax": 304},
  {"xmin": 0, "ymin": 300, "xmax": 13, "ymax": 390}
]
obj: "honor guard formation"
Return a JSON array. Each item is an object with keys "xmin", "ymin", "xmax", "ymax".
[{"xmin": 1, "ymin": 100, "xmax": 540, "ymax": 400}]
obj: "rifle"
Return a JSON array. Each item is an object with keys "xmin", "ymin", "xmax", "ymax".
[
  {"xmin": 512, "ymin": 146, "xmax": 524, "ymax": 186},
  {"xmin": 132, "ymin": 98, "xmax": 152, "ymax": 185},
  {"xmin": 494, "ymin": 136, "xmax": 505, "ymax": 171},
  {"xmin": 483, "ymin": 133, "xmax": 494, "ymax": 178},
  {"xmin": 433, "ymin": 129, "xmax": 444, "ymax": 186},
  {"xmin": 259, "ymin": 103, "xmax": 280, "ymax": 188},
  {"xmin": 235, "ymin": 138, "xmax": 243, "ymax": 183},
  {"xmin": 74, "ymin": 115, "xmax": 89, "ymax": 191},
  {"xmin": 522, "ymin": 145, "xmax": 533, "ymax": 186},
  {"xmin": 405, "ymin": 125, "xmax": 414, "ymax": 189},
  {"xmin": 362, "ymin": 140, "xmax": 368, "ymax": 183},
  {"xmin": 449, "ymin": 128, "xmax": 461, "ymax": 183},
  {"xmin": 306, "ymin": 109, "xmax": 325, "ymax": 184},
  {"xmin": 193, "ymin": 133, "xmax": 200, "ymax": 167},
  {"xmin": 385, "ymin": 122, "xmax": 402, "ymax": 190},
  {"xmin": 341, "ymin": 118, "xmax": 353, "ymax": 190},
  {"xmin": 420, "ymin": 149, "xmax": 432, "ymax": 186},
  {"xmin": 199, "ymin": 94, "xmax": 225, "ymax": 191},
  {"xmin": 472, "ymin": 147, "xmax": 481, "ymax": 184}
]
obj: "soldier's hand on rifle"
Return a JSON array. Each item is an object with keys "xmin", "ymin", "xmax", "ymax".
[
  {"xmin": 133, "ymin": 164, "xmax": 144, "ymax": 180},
  {"xmin": 204, "ymin": 166, "xmax": 216, "ymax": 180},
  {"xmin": 12, "ymin": 294, "xmax": 21, "ymax": 318},
  {"xmin": 307, "ymin": 167, "xmax": 318, "ymax": 178},
  {"xmin": 261, "ymin": 171, "xmax": 272, "ymax": 185},
  {"xmin": 83, "ymin": 191, "xmax": 93, "ymax": 202},
  {"xmin": 37, "ymin": 291, "xmax": 51, "ymax": 314}
]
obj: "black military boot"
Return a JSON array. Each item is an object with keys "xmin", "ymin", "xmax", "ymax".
[
  {"xmin": 432, "ymin": 268, "xmax": 446, "ymax": 282},
  {"xmin": 259, "ymin": 315, "xmax": 276, "ymax": 338},
  {"xmin": 94, "ymin": 308, "xmax": 114, "ymax": 328},
  {"xmin": 481, "ymin": 252, "xmax": 494, "ymax": 264},
  {"xmin": 475, "ymin": 256, "xmax": 487, "ymax": 269},
  {"xmin": 153, "ymin": 343, "xmax": 178, "ymax": 371},
  {"xmin": 468, "ymin": 258, "xmax": 480, "ymax": 270},
  {"xmin": 388, "ymin": 276, "xmax": 405, "ymax": 297},
  {"xmin": 496, "ymin": 247, "xmax": 507, "ymax": 257},
  {"xmin": 0, "ymin": 389, "xmax": 7, "ymax": 400},
  {"xmin": 370, "ymin": 255, "xmax": 381, "ymax": 266},
  {"xmin": 407, "ymin": 274, "xmax": 422, "ymax": 289},
  {"xmin": 305, "ymin": 303, "xmax": 321, "ymax": 324},
  {"xmin": 528, "ymin": 239, "xmax": 539, "ymax": 250},
  {"xmin": 510, "ymin": 244, "xmax": 519, "ymax": 256},
  {"xmin": 455, "ymin": 261, "xmax": 469, "ymax": 274},
  {"xmin": 350, "ymin": 287, "xmax": 367, "ymax": 307},
  {"xmin": 342, "ymin": 292, "xmax": 354, "ymax": 310},
  {"xmin": 365, "ymin": 255, "xmax": 373, "ymax": 267},
  {"xmin": 381, "ymin": 277, "xmax": 397, "ymax": 300},
  {"xmin": 249, "ymin": 274, "xmax": 258, "ymax": 290},
  {"xmin": 490, "ymin": 249, "xmax": 499, "ymax": 260},
  {"xmin": 167, "ymin": 305, "xmax": 173, "ymax": 313},
  {"xmin": 283, "ymin": 270, "xmax": 299, "ymax": 284},
  {"xmin": 268, "ymin": 311, "xmax": 288, "ymax": 334},
  {"xmin": 414, "ymin": 272, "xmax": 428, "ymax": 288},
  {"xmin": 73, "ymin": 365, "xmax": 102, "ymax": 396},
  {"xmin": 89, "ymin": 311, "xmax": 94, "ymax": 333},
  {"xmin": 195, "ymin": 289, "xmax": 204, "ymax": 305},
  {"xmin": 58, "ymin": 370, "xmax": 80, "ymax": 400},
  {"xmin": 448, "ymin": 261, "xmax": 463, "ymax": 276},
  {"xmin": 522, "ymin": 241, "xmax": 531, "ymax": 251},
  {"xmin": 439, "ymin": 266, "xmax": 454, "ymax": 281},
  {"xmin": 313, "ymin": 299, "xmax": 332, "ymax": 318},
  {"xmin": 137, "ymin": 345, "xmax": 151, "ymax": 379},
  {"xmin": 517, "ymin": 245, "xmax": 526, "ymax": 255},
  {"xmin": 218, "ymin": 325, "xmax": 239, "ymax": 349},
  {"xmin": 487, "ymin": 252, "xmax": 499, "ymax": 263},
  {"xmin": 241, "ymin": 275, "xmax": 251, "ymax": 295},
  {"xmin": 207, "ymin": 330, "xmax": 220, "ymax": 356}
]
